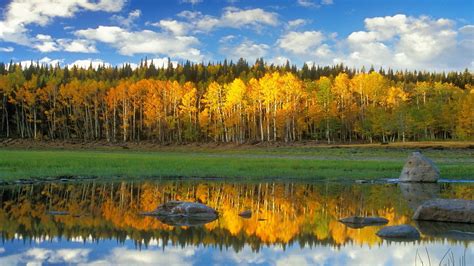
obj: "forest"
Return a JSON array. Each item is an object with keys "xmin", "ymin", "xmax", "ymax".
[{"xmin": 0, "ymin": 59, "xmax": 472, "ymax": 143}]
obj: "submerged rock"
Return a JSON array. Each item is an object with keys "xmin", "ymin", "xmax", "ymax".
[
  {"xmin": 413, "ymin": 198, "xmax": 474, "ymax": 223},
  {"xmin": 141, "ymin": 201, "xmax": 218, "ymax": 226},
  {"xmin": 399, "ymin": 152, "xmax": 440, "ymax": 182},
  {"xmin": 376, "ymin": 225, "xmax": 420, "ymax": 240},
  {"xmin": 239, "ymin": 210, "xmax": 252, "ymax": 219},
  {"xmin": 339, "ymin": 216, "xmax": 388, "ymax": 228}
]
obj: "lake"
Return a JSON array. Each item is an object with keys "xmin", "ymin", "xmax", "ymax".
[{"xmin": 0, "ymin": 179, "xmax": 472, "ymax": 265}]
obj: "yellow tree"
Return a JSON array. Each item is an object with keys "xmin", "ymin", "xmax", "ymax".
[
  {"xmin": 179, "ymin": 82, "xmax": 198, "ymax": 141},
  {"xmin": 224, "ymin": 78, "xmax": 247, "ymax": 143}
]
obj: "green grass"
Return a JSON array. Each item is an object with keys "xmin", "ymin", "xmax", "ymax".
[{"xmin": 0, "ymin": 146, "xmax": 472, "ymax": 181}]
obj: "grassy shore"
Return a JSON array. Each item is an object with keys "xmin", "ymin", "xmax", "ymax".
[{"xmin": 0, "ymin": 141, "xmax": 473, "ymax": 181}]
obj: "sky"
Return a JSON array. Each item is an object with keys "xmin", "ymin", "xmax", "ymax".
[{"xmin": 0, "ymin": 0, "xmax": 473, "ymax": 70}]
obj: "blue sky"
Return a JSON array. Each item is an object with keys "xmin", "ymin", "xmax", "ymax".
[{"xmin": 0, "ymin": 0, "xmax": 473, "ymax": 70}]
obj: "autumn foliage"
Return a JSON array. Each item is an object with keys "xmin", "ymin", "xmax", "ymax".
[{"xmin": 0, "ymin": 61, "xmax": 473, "ymax": 143}]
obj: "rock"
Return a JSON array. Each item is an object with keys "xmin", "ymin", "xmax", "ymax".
[
  {"xmin": 141, "ymin": 201, "xmax": 218, "ymax": 226},
  {"xmin": 399, "ymin": 152, "xmax": 440, "ymax": 182},
  {"xmin": 399, "ymin": 183, "xmax": 439, "ymax": 211},
  {"xmin": 239, "ymin": 210, "xmax": 252, "ymax": 218},
  {"xmin": 413, "ymin": 198, "xmax": 474, "ymax": 223},
  {"xmin": 415, "ymin": 221, "xmax": 474, "ymax": 241},
  {"xmin": 376, "ymin": 225, "xmax": 420, "ymax": 240},
  {"xmin": 339, "ymin": 216, "xmax": 388, "ymax": 228}
]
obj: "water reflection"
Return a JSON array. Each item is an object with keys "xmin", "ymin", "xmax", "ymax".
[{"xmin": 0, "ymin": 180, "xmax": 472, "ymax": 264}]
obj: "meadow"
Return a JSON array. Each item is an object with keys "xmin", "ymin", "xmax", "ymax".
[{"xmin": 0, "ymin": 141, "xmax": 472, "ymax": 181}]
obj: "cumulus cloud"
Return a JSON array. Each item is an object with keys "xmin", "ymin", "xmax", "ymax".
[
  {"xmin": 287, "ymin": 19, "xmax": 308, "ymax": 29},
  {"xmin": 33, "ymin": 34, "xmax": 97, "ymax": 53},
  {"xmin": 278, "ymin": 31, "xmax": 325, "ymax": 55},
  {"xmin": 76, "ymin": 26, "xmax": 203, "ymax": 61},
  {"xmin": 276, "ymin": 31, "xmax": 334, "ymax": 64},
  {"xmin": 220, "ymin": 40, "xmax": 269, "ymax": 62},
  {"xmin": 152, "ymin": 20, "xmax": 190, "ymax": 35},
  {"xmin": 111, "ymin": 9, "xmax": 142, "ymax": 28},
  {"xmin": 0, "ymin": 0, "xmax": 126, "ymax": 45},
  {"xmin": 339, "ymin": 14, "xmax": 472, "ymax": 70},
  {"xmin": 173, "ymin": 7, "xmax": 278, "ymax": 33}
]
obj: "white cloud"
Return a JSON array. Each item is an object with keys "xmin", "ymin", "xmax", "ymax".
[
  {"xmin": 153, "ymin": 20, "xmax": 190, "ymax": 35},
  {"xmin": 58, "ymin": 39, "xmax": 98, "ymax": 53},
  {"xmin": 341, "ymin": 14, "xmax": 470, "ymax": 70},
  {"xmin": 111, "ymin": 9, "xmax": 141, "ymax": 28},
  {"xmin": 34, "ymin": 34, "xmax": 60, "ymax": 52},
  {"xmin": 176, "ymin": 7, "xmax": 278, "ymax": 33},
  {"xmin": 181, "ymin": 0, "xmax": 203, "ymax": 4},
  {"xmin": 297, "ymin": 0, "xmax": 319, "ymax": 8},
  {"xmin": 268, "ymin": 56, "xmax": 291, "ymax": 66},
  {"xmin": 322, "ymin": 0, "xmax": 334, "ymax": 5},
  {"xmin": 459, "ymin": 25, "xmax": 474, "ymax": 36},
  {"xmin": 18, "ymin": 57, "xmax": 64, "ymax": 68},
  {"xmin": 0, "ymin": 0, "xmax": 126, "ymax": 45},
  {"xmin": 221, "ymin": 7, "xmax": 278, "ymax": 28},
  {"xmin": 76, "ymin": 26, "xmax": 203, "ymax": 61},
  {"xmin": 277, "ymin": 31, "xmax": 326, "ymax": 55},
  {"xmin": 0, "ymin": 47, "xmax": 14, "ymax": 52},
  {"xmin": 287, "ymin": 19, "xmax": 308, "ymax": 29},
  {"xmin": 219, "ymin": 35, "xmax": 236, "ymax": 43},
  {"xmin": 33, "ymin": 34, "xmax": 97, "ymax": 53},
  {"xmin": 68, "ymin": 59, "xmax": 110, "ymax": 69},
  {"xmin": 220, "ymin": 40, "xmax": 269, "ymax": 62}
]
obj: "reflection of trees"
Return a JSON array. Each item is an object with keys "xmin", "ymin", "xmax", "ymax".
[{"xmin": 0, "ymin": 181, "xmax": 471, "ymax": 251}]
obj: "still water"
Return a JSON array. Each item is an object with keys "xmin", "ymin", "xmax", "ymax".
[{"xmin": 0, "ymin": 180, "xmax": 472, "ymax": 265}]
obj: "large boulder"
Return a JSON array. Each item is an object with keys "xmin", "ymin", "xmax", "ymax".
[
  {"xmin": 141, "ymin": 201, "xmax": 218, "ymax": 226},
  {"xmin": 376, "ymin": 225, "xmax": 421, "ymax": 240},
  {"xmin": 399, "ymin": 152, "xmax": 440, "ymax": 182},
  {"xmin": 339, "ymin": 216, "xmax": 388, "ymax": 229},
  {"xmin": 413, "ymin": 198, "xmax": 474, "ymax": 223}
]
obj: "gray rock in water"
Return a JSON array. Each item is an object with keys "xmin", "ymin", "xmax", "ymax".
[
  {"xmin": 239, "ymin": 210, "xmax": 252, "ymax": 219},
  {"xmin": 399, "ymin": 152, "xmax": 440, "ymax": 182},
  {"xmin": 376, "ymin": 225, "xmax": 421, "ymax": 239},
  {"xmin": 413, "ymin": 198, "xmax": 474, "ymax": 223},
  {"xmin": 339, "ymin": 216, "xmax": 388, "ymax": 228},
  {"xmin": 141, "ymin": 201, "xmax": 218, "ymax": 225}
]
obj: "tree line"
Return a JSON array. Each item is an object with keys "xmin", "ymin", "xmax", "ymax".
[{"xmin": 0, "ymin": 59, "xmax": 472, "ymax": 143}]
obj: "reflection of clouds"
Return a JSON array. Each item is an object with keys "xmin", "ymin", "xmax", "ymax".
[
  {"xmin": 212, "ymin": 242, "xmax": 472, "ymax": 266},
  {"xmin": 83, "ymin": 247, "xmax": 196, "ymax": 265},
  {"xmin": 0, "ymin": 248, "xmax": 91, "ymax": 265},
  {"xmin": 0, "ymin": 241, "xmax": 471, "ymax": 265},
  {"xmin": 212, "ymin": 246, "xmax": 266, "ymax": 265}
]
